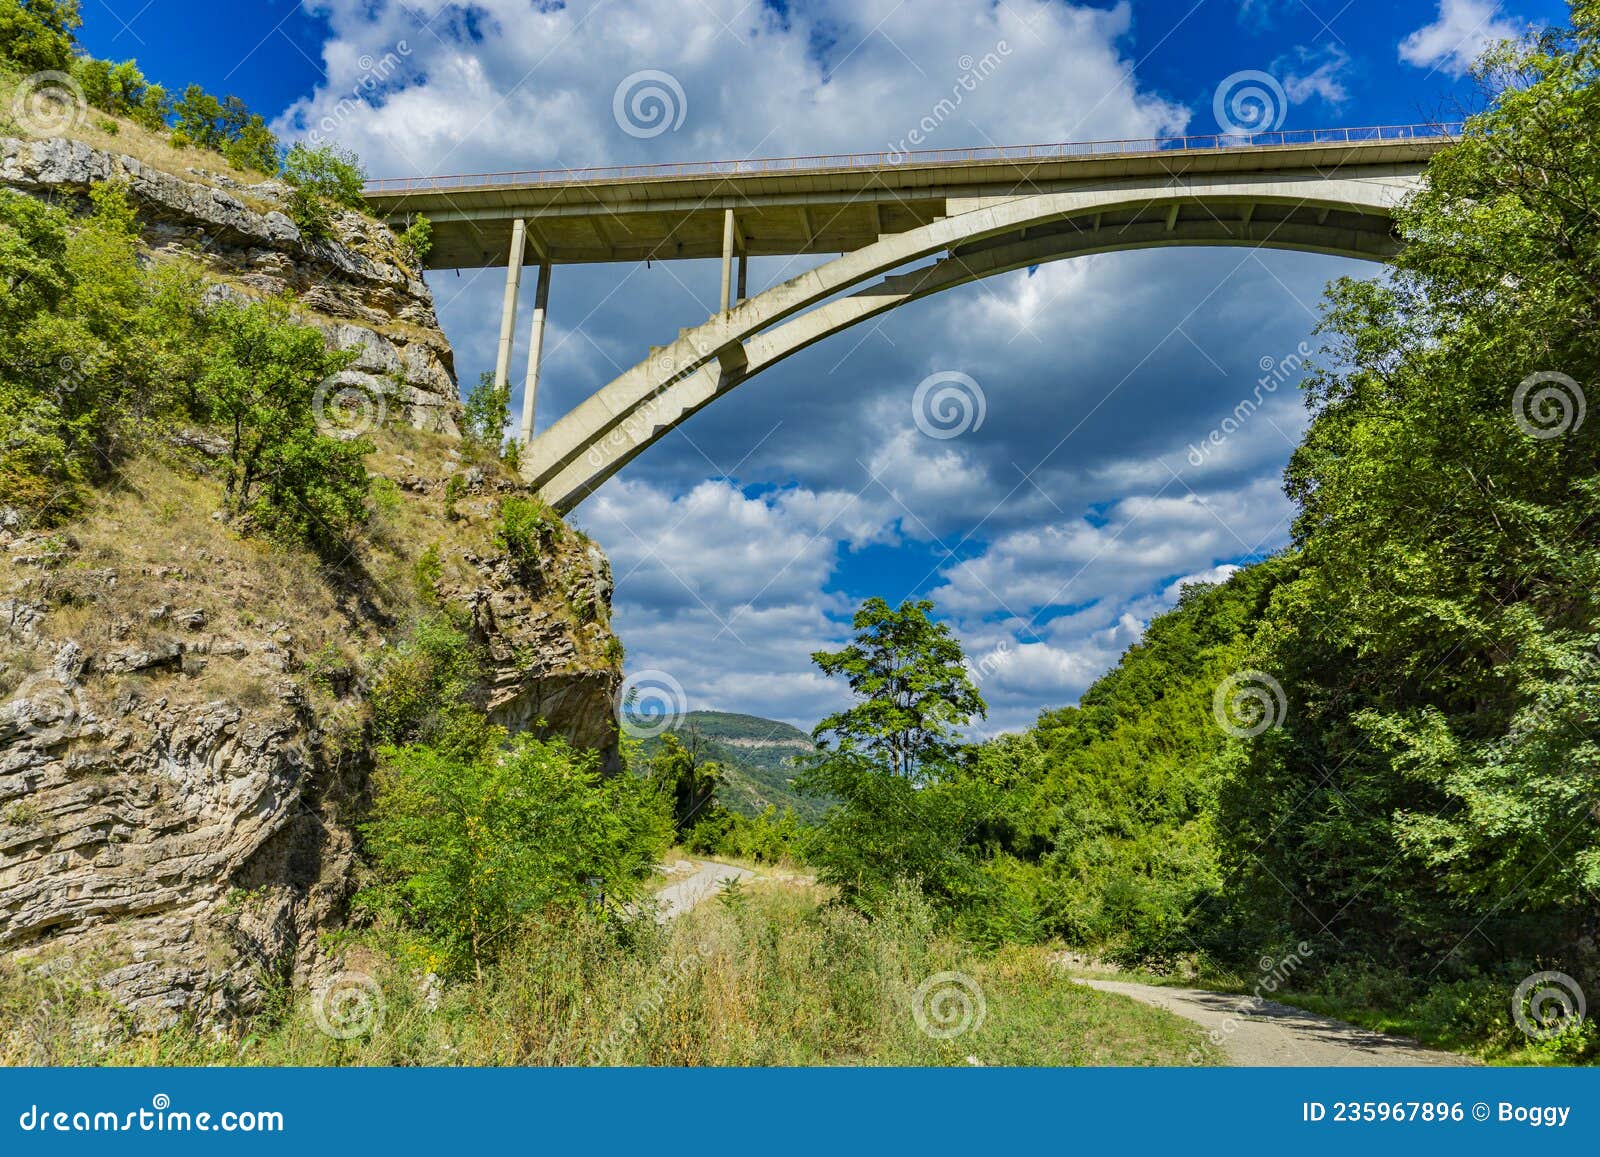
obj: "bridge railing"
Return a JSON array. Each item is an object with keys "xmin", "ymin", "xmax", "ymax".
[{"xmin": 364, "ymin": 122, "xmax": 1463, "ymax": 195}]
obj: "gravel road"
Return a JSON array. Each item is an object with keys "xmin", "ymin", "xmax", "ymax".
[{"xmin": 1077, "ymin": 979, "xmax": 1472, "ymax": 1066}]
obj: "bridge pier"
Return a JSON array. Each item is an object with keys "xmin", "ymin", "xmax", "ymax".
[
  {"xmin": 520, "ymin": 260, "xmax": 551, "ymax": 445},
  {"xmin": 720, "ymin": 208, "xmax": 736, "ymax": 314},
  {"xmin": 493, "ymin": 218, "xmax": 527, "ymax": 395}
]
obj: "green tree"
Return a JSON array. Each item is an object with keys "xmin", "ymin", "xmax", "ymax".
[
  {"xmin": 0, "ymin": 0, "xmax": 80, "ymax": 73},
  {"xmin": 799, "ymin": 597, "xmax": 992, "ymax": 907},
  {"xmin": 218, "ymin": 95, "xmax": 278, "ymax": 173},
  {"xmin": 462, "ymin": 370, "xmax": 511, "ymax": 459},
  {"xmin": 169, "ymin": 84, "xmax": 224, "ymax": 149},
  {"xmin": 1223, "ymin": 3, "xmax": 1600, "ymax": 972},
  {"xmin": 811, "ymin": 597, "xmax": 986, "ymax": 781},
  {"xmin": 0, "ymin": 182, "xmax": 156, "ymax": 513},
  {"xmin": 647, "ymin": 731, "xmax": 724, "ymax": 838},
  {"xmin": 398, "ymin": 213, "xmax": 432, "ymax": 265},
  {"xmin": 193, "ymin": 297, "xmax": 370, "ymax": 552}
]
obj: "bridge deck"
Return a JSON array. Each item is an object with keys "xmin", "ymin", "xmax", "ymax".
[{"xmin": 364, "ymin": 124, "xmax": 1456, "ymax": 269}]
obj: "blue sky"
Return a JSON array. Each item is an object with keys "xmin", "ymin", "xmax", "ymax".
[{"xmin": 80, "ymin": 0, "xmax": 1568, "ymax": 732}]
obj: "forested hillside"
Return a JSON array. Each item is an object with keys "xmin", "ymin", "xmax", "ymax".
[
  {"xmin": 633, "ymin": 710, "xmax": 821, "ymax": 818},
  {"xmin": 783, "ymin": 4, "xmax": 1600, "ymax": 1061}
]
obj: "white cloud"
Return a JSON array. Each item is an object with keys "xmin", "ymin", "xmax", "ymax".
[
  {"xmin": 1399, "ymin": 0, "xmax": 1522, "ymax": 77},
  {"xmin": 1277, "ymin": 44, "xmax": 1353, "ymax": 107},
  {"xmin": 277, "ymin": 0, "xmax": 1189, "ymax": 178}
]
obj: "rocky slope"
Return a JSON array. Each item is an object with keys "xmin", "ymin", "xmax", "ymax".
[{"xmin": 0, "ymin": 136, "xmax": 622, "ymax": 1033}]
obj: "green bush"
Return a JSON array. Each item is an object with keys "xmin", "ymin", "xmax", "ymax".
[
  {"xmin": 369, "ymin": 613, "xmax": 489, "ymax": 755},
  {"xmin": 494, "ymin": 494, "xmax": 557, "ymax": 570},
  {"xmin": 361, "ymin": 732, "xmax": 670, "ymax": 977},
  {"xmin": 282, "ymin": 142, "xmax": 367, "ymax": 209}
]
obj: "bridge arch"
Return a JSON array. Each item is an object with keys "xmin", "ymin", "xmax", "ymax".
[{"xmin": 521, "ymin": 170, "xmax": 1420, "ymax": 510}]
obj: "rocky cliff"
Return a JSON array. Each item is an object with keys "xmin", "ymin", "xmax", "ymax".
[{"xmin": 0, "ymin": 135, "xmax": 622, "ymax": 1033}]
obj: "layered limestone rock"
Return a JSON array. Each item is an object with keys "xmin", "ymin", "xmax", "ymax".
[{"xmin": 0, "ymin": 137, "xmax": 624, "ymax": 1029}]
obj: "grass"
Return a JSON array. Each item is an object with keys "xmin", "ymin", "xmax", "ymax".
[{"xmin": 0, "ymin": 880, "xmax": 1219, "ymax": 1067}]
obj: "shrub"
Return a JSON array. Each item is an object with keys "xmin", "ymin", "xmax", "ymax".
[
  {"xmin": 281, "ymin": 142, "xmax": 367, "ymax": 209},
  {"xmin": 368, "ymin": 613, "xmax": 488, "ymax": 755},
  {"xmin": 361, "ymin": 732, "xmax": 670, "ymax": 977},
  {"xmin": 494, "ymin": 494, "xmax": 557, "ymax": 571}
]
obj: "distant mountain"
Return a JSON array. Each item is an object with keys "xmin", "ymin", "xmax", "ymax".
[{"xmin": 631, "ymin": 710, "xmax": 825, "ymax": 819}]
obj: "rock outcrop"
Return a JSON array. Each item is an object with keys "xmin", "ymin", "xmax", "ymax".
[
  {"xmin": 0, "ymin": 135, "xmax": 623, "ymax": 1029},
  {"xmin": 0, "ymin": 134, "xmax": 458, "ymax": 434}
]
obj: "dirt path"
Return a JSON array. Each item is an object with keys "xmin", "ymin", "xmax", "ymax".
[
  {"xmin": 652, "ymin": 859, "xmax": 755, "ymax": 923},
  {"xmin": 1077, "ymin": 979, "xmax": 1472, "ymax": 1066}
]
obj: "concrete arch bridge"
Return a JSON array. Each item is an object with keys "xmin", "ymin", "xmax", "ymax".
[{"xmin": 365, "ymin": 124, "xmax": 1455, "ymax": 512}]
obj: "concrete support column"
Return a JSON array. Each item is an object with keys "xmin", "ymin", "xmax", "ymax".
[
  {"xmin": 494, "ymin": 218, "xmax": 527, "ymax": 393},
  {"xmin": 719, "ymin": 208, "xmax": 735, "ymax": 314},
  {"xmin": 737, "ymin": 251, "xmax": 748, "ymax": 304},
  {"xmin": 519, "ymin": 260, "xmax": 551, "ymax": 445}
]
